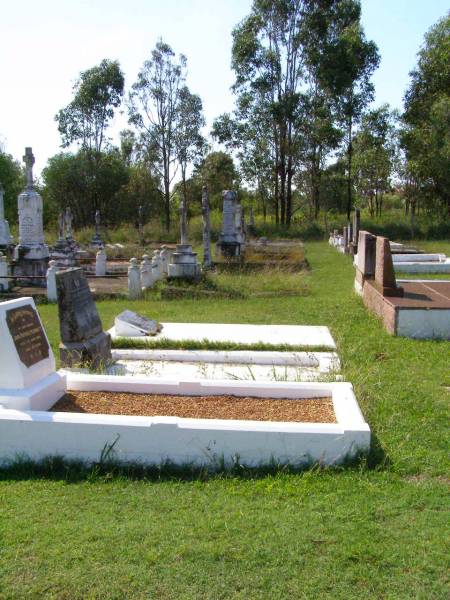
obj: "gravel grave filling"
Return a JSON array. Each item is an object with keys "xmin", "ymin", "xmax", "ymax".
[{"xmin": 51, "ymin": 391, "xmax": 336, "ymax": 423}]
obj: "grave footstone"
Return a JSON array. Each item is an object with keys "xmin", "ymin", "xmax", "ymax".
[
  {"xmin": 374, "ymin": 236, "xmax": 404, "ymax": 297},
  {"xmin": 115, "ymin": 310, "xmax": 162, "ymax": 337},
  {"xmin": 56, "ymin": 268, "xmax": 111, "ymax": 367},
  {"xmin": 0, "ymin": 297, "xmax": 66, "ymax": 410}
]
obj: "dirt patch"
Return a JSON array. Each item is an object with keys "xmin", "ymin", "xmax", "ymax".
[{"xmin": 51, "ymin": 391, "xmax": 336, "ymax": 423}]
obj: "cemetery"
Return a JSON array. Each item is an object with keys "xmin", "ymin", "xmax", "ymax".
[{"xmin": 0, "ymin": 2, "xmax": 449, "ymax": 598}]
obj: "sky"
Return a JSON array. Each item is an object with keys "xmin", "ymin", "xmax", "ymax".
[{"xmin": 0, "ymin": 0, "xmax": 448, "ymax": 177}]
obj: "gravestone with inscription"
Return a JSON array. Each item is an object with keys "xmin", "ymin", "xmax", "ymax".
[
  {"xmin": 13, "ymin": 148, "xmax": 49, "ymax": 284},
  {"xmin": 56, "ymin": 268, "xmax": 111, "ymax": 367},
  {"xmin": 0, "ymin": 297, "xmax": 66, "ymax": 410},
  {"xmin": 216, "ymin": 190, "xmax": 243, "ymax": 258}
]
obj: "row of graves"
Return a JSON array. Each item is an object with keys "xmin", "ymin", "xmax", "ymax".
[
  {"xmin": 328, "ymin": 212, "xmax": 450, "ymax": 339},
  {"xmin": 1, "ymin": 148, "xmax": 305, "ymax": 302},
  {"xmin": 329, "ymin": 209, "xmax": 450, "ymax": 274},
  {"xmin": 0, "ymin": 265, "xmax": 370, "ymax": 468}
]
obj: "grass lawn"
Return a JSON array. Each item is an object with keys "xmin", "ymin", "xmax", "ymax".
[{"xmin": 1, "ymin": 241, "xmax": 449, "ymax": 599}]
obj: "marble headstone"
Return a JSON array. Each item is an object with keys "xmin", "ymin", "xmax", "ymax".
[
  {"xmin": 56, "ymin": 268, "xmax": 111, "ymax": 367},
  {"xmin": 0, "ymin": 297, "xmax": 66, "ymax": 410}
]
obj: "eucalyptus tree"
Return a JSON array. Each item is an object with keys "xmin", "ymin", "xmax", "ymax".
[
  {"xmin": 174, "ymin": 86, "xmax": 206, "ymax": 203},
  {"xmin": 56, "ymin": 59, "xmax": 124, "ymax": 153},
  {"xmin": 353, "ymin": 105, "xmax": 399, "ymax": 217},
  {"xmin": 402, "ymin": 12, "xmax": 450, "ymax": 216},
  {"xmin": 129, "ymin": 40, "xmax": 187, "ymax": 230}
]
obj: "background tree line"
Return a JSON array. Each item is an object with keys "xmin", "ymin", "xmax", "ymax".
[{"xmin": 0, "ymin": 3, "xmax": 448, "ymax": 234}]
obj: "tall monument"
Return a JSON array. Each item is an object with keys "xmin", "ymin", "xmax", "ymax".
[
  {"xmin": 0, "ymin": 182, "xmax": 14, "ymax": 249},
  {"xmin": 167, "ymin": 194, "xmax": 201, "ymax": 280},
  {"xmin": 216, "ymin": 190, "xmax": 243, "ymax": 258},
  {"xmin": 13, "ymin": 148, "xmax": 49, "ymax": 284}
]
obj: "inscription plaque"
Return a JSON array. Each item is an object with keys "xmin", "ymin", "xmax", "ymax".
[{"xmin": 6, "ymin": 305, "xmax": 50, "ymax": 367}]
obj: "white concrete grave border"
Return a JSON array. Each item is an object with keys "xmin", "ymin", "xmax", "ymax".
[
  {"xmin": 108, "ymin": 322, "xmax": 337, "ymax": 350},
  {"xmin": 0, "ymin": 375, "xmax": 369, "ymax": 467}
]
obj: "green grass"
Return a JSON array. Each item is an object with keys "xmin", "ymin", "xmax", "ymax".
[{"xmin": 1, "ymin": 241, "xmax": 449, "ymax": 599}]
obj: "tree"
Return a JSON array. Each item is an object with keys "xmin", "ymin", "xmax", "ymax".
[
  {"xmin": 353, "ymin": 105, "xmax": 399, "ymax": 217},
  {"xmin": 129, "ymin": 40, "xmax": 187, "ymax": 230},
  {"xmin": 42, "ymin": 150, "xmax": 129, "ymax": 228},
  {"xmin": 56, "ymin": 59, "xmax": 124, "ymax": 153},
  {"xmin": 174, "ymin": 86, "xmax": 206, "ymax": 202},
  {"xmin": 402, "ymin": 12, "xmax": 450, "ymax": 216},
  {"xmin": 0, "ymin": 151, "xmax": 23, "ymax": 223}
]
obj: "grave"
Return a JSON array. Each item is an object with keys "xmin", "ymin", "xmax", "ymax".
[
  {"xmin": 109, "ymin": 321, "xmax": 337, "ymax": 349},
  {"xmin": 356, "ymin": 233, "xmax": 450, "ymax": 339},
  {"xmin": 392, "ymin": 253, "xmax": 450, "ymax": 274},
  {"xmin": 50, "ymin": 207, "xmax": 77, "ymax": 267},
  {"xmin": 216, "ymin": 190, "xmax": 243, "ymax": 258},
  {"xmin": 12, "ymin": 148, "xmax": 49, "ymax": 285},
  {"xmin": 56, "ymin": 267, "xmax": 112, "ymax": 367},
  {"xmin": 0, "ymin": 297, "xmax": 66, "ymax": 410},
  {"xmin": 167, "ymin": 194, "xmax": 201, "ymax": 280}
]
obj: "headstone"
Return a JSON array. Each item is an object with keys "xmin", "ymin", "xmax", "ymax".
[
  {"xmin": 115, "ymin": 310, "xmax": 162, "ymax": 337},
  {"xmin": 152, "ymin": 250, "xmax": 163, "ymax": 280},
  {"xmin": 138, "ymin": 204, "xmax": 144, "ymax": 246},
  {"xmin": 0, "ymin": 182, "xmax": 13, "ymax": 247},
  {"xmin": 217, "ymin": 190, "xmax": 241, "ymax": 258},
  {"xmin": 140, "ymin": 254, "xmax": 154, "ymax": 288},
  {"xmin": 95, "ymin": 249, "xmax": 107, "ymax": 276},
  {"xmin": 374, "ymin": 236, "xmax": 404, "ymax": 297},
  {"xmin": 160, "ymin": 246, "xmax": 170, "ymax": 275},
  {"xmin": 167, "ymin": 195, "xmax": 201, "ymax": 280},
  {"xmin": 56, "ymin": 268, "xmax": 112, "ymax": 367},
  {"xmin": 0, "ymin": 252, "xmax": 9, "ymax": 291},
  {"xmin": 357, "ymin": 231, "xmax": 376, "ymax": 278},
  {"xmin": 46, "ymin": 260, "xmax": 58, "ymax": 302},
  {"xmin": 201, "ymin": 185, "xmax": 212, "ymax": 269},
  {"xmin": 128, "ymin": 258, "xmax": 143, "ymax": 299},
  {"xmin": 0, "ymin": 297, "xmax": 66, "ymax": 410},
  {"xmin": 352, "ymin": 209, "xmax": 361, "ymax": 246},
  {"xmin": 90, "ymin": 209, "xmax": 104, "ymax": 248},
  {"xmin": 13, "ymin": 148, "xmax": 49, "ymax": 284}
]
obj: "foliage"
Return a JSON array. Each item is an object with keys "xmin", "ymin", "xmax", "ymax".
[
  {"xmin": 402, "ymin": 12, "xmax": 450, "ymax": 215},
  {"xmin": 55, "ymin": 59, "xmax": 124, "ymax": 153},
  {"xmin": 0, "ymin": 150, "xmax": 23, "ymax": 223},
  {"xmin": 129, "ymin": 40, "xmax": 188, "ymax": 230}
]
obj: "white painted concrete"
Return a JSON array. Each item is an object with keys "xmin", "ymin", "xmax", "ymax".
[
  {"xmin": 393, "ymin": 260, "xmax": 450, "ymax": 274},
  {"xmin": 396, "ymin": 309, "xmax": 450, "ymax": 340},
  {"xmin": 0, "ymin": 378, "xmax": 370, "ymax": 467},
  {"xmin": 108, "ymin": 322, "xmax": 337, "ymax": 349},
  {"xmin": 392, "ymin": 253, "xmax": 445, "ymax": 263},
  {"xmin": 104, "ymin": 349, "xmax": 341, "ymax": 383}
]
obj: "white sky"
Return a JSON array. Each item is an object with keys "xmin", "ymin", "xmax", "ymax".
[{"xmin": 0, "ymin": 0, "xmax": 448, "ymax": 176}]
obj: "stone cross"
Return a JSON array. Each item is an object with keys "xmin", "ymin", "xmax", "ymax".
[
  {"xmin": 180, "ymin": 195, "xmax": 188, "ymax": 245},
  {"xmin": 23, "ymin": 147, "xmax": 35, "ymax": 189},
  {"xmin": 202, "ymin": 185, "xmax": 212, "ymax": 269}
]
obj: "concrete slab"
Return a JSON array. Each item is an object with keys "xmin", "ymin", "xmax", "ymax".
[{"xmin": 108, "ymin": 322, "xmax": 337, "ymax": 350}]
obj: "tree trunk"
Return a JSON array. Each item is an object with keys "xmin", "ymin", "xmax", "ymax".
[{"xmin": 346, "ymin": 119, "xmax": 353, "ymax": 220}]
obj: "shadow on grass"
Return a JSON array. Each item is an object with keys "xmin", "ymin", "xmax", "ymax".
[{"xmin": 0, "ymin": 448, "xmax": 387, "ymax": 484}]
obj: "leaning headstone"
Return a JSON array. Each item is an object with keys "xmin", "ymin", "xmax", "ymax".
[
  {"xmin": 0, "ymin": 252, "xmax": 9, "ymax": 291},
  {"xmin": 0, "ymin": 297, "xmax": 66, "ymax": 410},
  {"xmin": 128, "ymin": 258, "xmax": 143, "ymax": 299},
  {"xmin": 46, "ymin": 260, "xmax": 59, "ymax": 302},
  {"xmin": 0, "ymin": 182, "xmax": 13, "ymax": 247},
  {"xmin": 201, "ymin": 185, "xmax": 212, "ymax": 270},
  {"xmin": 13, "ymin": 148, "xmax": 49, "ymax": 284},
  {"xmin": 95, "ymin": 249, "xmax": 107, "ymax": 276},
  {"xmin": 374, "ymin": 237, "xmax": 404, "ymax": 297},
  {"xmin": 56, "ymin": 268, "xmax": 112, "ymax": 367},
  {"xmin": 115, "ymin": 310, "xmax": 162, "ymax": 337}
]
